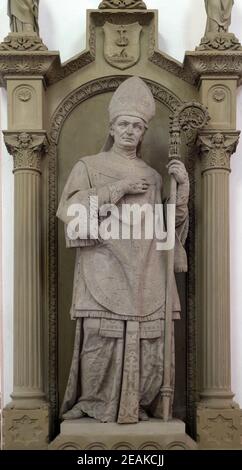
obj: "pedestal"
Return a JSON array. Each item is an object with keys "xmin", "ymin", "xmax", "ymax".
[{"xmin": 49, "ymin": 419, "xmax": 197, "ymax": 451}]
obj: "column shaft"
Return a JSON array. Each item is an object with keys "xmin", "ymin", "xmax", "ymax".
[
  {"xmin": 4, "ymin": 131, "xmax": 47, "ymax": 408},
  {"xmin": 12, "ymin": 171, "xmax": 43, "ymax": 400},
  {"xmin": 200, "ymin": 169, "xmax": 232, "ymax": 405},
  {"xmin": 198, "ymin": 131, "xmax": 239, "ymax": 408}
]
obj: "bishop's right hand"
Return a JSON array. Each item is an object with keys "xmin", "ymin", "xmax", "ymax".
[{"xmin": 121, "ymin": 177, "xmax": 149, "ymax": 196}]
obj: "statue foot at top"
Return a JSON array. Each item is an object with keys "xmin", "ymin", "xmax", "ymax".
[
  {"xmin": 62, "ymin": 404, "xmax": 86, "ymax": 420},
  {"xmin": 139, "ymin": 407, "xmax": 149, "ymax": 421}
]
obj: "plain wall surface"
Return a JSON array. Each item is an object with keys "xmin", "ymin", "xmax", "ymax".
[{"xmin": 0, "ymin": 0, "xmax": 242, "ymax": 407}]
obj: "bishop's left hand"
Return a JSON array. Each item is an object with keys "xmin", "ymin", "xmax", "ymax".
[{"xmin": 167, "ymin": 159, "xmax": 189, "ymax": 185}]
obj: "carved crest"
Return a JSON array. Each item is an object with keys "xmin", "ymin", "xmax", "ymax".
[
  {"xmin": 103, "ymin": 22, "xmax": 142, "ymax": 70},
  {"xmin": 99, "ymin": 0, "xmax": 147, "ymax": 9}
]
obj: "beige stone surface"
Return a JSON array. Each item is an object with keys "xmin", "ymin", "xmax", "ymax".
[
  {"xmin": 197, "ymin": 408, "xmax": 242, "ymax": 450},
  {"xmin": 0, "ymin": 2, "xmax": 242, "ymax": 450},
  {"xmin": 49, "ymin": 419, "xmax": 197, "ymax": 450},
  {"xmin": 204, "ymin": 0, "xmax": 234, "ymax": 34},
  {"xmin": 8, "ymin": 0, "xmax": 39, "ymax": 35},
  {"xmin": 7, "ymin": 77, "xmax": 44, "ymax": 130},
  {"xmin": 199, "ymin": 78, "xmax": 237, "ymax": 129},
  {"xmin": 3, "ymin": 405, "xmax": 49, "ymax": 450}
]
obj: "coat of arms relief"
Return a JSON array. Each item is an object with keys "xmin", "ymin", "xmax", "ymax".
[{"xmin": 103, "ymin": 22, "xmax": 142, "ymax": 69}]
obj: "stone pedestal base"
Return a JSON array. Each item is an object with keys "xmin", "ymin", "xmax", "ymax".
[
  {"xmin": 196, "ymin": 32, "xmax": 241, "ymax": 51},
  {"xmin": 197, "ymin": 408, "xmax": 242, "ymax": 450},
  {"xmin": 3, "ymin": 404, "xmax": 49, "ymax": 450},
  {"xmin": 49, "ymin": 418, "xmax": 197, "ymax": 450},
  {"xmin": 0, "ymin": 33, "xmax": 48, "ymax": 51}
]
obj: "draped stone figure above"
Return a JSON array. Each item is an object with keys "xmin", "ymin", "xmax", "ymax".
[
  {"xmin": 57, "ymin": 77, "xmax": 190, "ymax": 424},
  {"xmin": 204, "ymin": 0, "xmax": 234, "ymax": 34},
  {"xmin": 8, "ymin": 0, "xmax": 39, "ymax": 34}
]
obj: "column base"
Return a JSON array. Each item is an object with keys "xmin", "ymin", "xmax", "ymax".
[
  {"xmin": 49, "ymin": 418, "xmax": 197, "ymax": 450},
  {"xmin": 3, "ymin": 403, "xmax": 49, "ymax": 450},
  {"xmin": 197, "ymin": 407, "xmax": 242, "ymax": 449},
  {"xmin": 199, "ymin": 390, "xmax": 238, "ymax": 409}
]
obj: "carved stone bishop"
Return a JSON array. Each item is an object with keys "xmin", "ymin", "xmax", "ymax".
[{"xmin": 57, "ymin": 77, "xmax": 189, "ymax": 424}]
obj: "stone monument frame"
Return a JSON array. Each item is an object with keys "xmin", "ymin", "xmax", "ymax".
[
  {"xmin": 47, "ymin": 75, "xmax": 196, "ymax": 432},
  {"xmin": 1, "ymin": 2, "xmax": 242, "ymax": 450}
]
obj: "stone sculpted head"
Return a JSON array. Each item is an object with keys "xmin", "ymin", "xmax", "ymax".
[
  {"xmin": 110, "ymin": 115, "xmax": 146, "ymax": 150},
  {"xmin": 103, "ymin": 76, "xmax": 156, "ymax": 153}
]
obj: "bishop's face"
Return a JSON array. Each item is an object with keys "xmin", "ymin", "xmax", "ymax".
[{"xmin": 110, "ymin": 115, "xmax": 146, "ymax": 150}]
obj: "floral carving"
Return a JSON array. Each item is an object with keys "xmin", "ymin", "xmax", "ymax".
[
  {"xmin": 212, "ymin": 87, "xmax": 226, "ymax": 102},
  {"xmin": 169, "ymin": 102, "xmax": 210, "ymax": 161},
  {"xmin": 197, "ymin": 34, "xmax": 241, "ymax": 51},
  {"xmin": 198, "ymin": 132, "xmax": 240, "ymax": 173},
  {"xmin": 185, "ymin": 53, "xmax": 242, "ymax": 85},
  {"xmin": 8, "ymin": 416, "xmax": 43, "ymax": 444},
  {"xmin": 17, "ymin": 87, "xmax": 32, "ymax": 102},
  {"xmin": 0, "ymin": 34, "xmax": 47, "ymax": 52},
  {"xmin": 149, "ymin": 51, "xmax": 197, "ymax": 86},
  {"xmin": 202, "ymin": 415, "xmax": 238, "ymax": 446},
  {"xmin": 99, "ymin": 0, "xmax": 147, "ymax": 9},
  {"xmin": 46, "ymin": 52, "xmax": 94, "ymax": 86},
  {"xmin": 4, "ymin": 132, "xmax": 48, "ymax": 173},
  {"xmin": 177, "ymin": 103, "xmax": 210, "ymax": 133},
  {"xmin": 0, "ymin": 54, "xmax": 58, "ymax": 87}
]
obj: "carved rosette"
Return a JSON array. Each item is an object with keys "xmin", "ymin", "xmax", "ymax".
[
  {"xmin": 197, "ymin": 409, "xmax": 242, "ymax": 450},
  {"xmin": 99, "ymin": 0, "xmax": 147, "ymax": 9},
  {"xmin": 197, "ymin": 131, "xmax": 240, "ymax": 173},
  {"xmin": 4, "ymin": 132, "xmax": 48, "ymax": 173}
]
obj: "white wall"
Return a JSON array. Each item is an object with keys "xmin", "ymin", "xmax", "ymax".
[{"xmin": 0, "ymin": 0, "xmax": 242, "ymax": 406}]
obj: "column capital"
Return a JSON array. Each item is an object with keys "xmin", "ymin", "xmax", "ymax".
[
  {"xmin": 3, "ymin": 131, "xmax": 48, "ymax": 174},
  {"xmin": 197, "ymin": 130, "xmax": 240, "ymax": 173}
]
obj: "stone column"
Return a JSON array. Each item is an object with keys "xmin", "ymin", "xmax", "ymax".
[
  {"xmin": 197, "ymin": 130, "xmax": 241, "ymax": 449},
  {"xmin": 3, "ymin": 131, "xmax": 49, "ymax": 450}
]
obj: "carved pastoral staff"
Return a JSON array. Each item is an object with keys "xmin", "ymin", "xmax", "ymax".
[
  {"xmin": 8, "ymin": 0, "xmax": 39, "ymax": 34},
  {"xmin": 57, "ymin": 77, "xmax": 190, "ymax": 424},
  {"xmin": 204, "ymin": 0, "xmax": 234, "ymax": 34}
]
